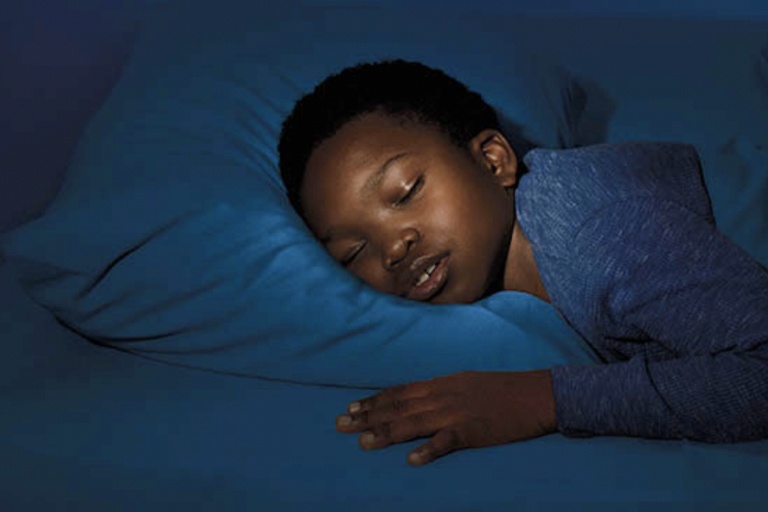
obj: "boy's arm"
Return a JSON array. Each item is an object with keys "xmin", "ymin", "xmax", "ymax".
[{"xmin": 553, "ymin": 197, "xmax": 768, "ymax": 441}]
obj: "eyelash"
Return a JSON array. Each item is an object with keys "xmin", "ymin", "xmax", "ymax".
[
  {"xmin": 394, "ymin": 175, "xmax": 424, "ymax": 207},
  {"xmin": 341, "ymin": 242, "xmax": 365, "ymax": 267}
]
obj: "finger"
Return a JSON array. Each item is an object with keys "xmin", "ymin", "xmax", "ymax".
[
  {"xmin": 358, "ymin": 409, "xmax": 447, "ymax": 450},
  {"xmin": 336, "ymin": 408, "xmax": 370, "ymax": 433},
  {"xmin": 347, "ymin": 380, "xmax": 431, "ymax": 414},
  {"xmin": 337, "ymin": 396, "xmax": 437, "ymax": 433},
  {"xmin": 346, "ymin": 387, "xmax": 404, "ymax": 415},
  {"xmin": 407, "ymin": 428, "xmax": 464, "ymax": 466}
]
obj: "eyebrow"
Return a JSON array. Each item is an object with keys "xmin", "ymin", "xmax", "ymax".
[{"xmin": 319, "ymin": 151, "xmax": 410, "ymax": 244}]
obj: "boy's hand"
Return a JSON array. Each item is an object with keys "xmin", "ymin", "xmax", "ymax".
[{"xmin": 336, "ymin": 370, "xmax": 557, "ymax": 466}]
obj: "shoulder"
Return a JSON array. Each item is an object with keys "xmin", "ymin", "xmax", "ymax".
[
  {"xmin": 515, "ymin": 142, "xmax": 721, "ymax": 340},
  {"xmin": 519, "ymin": 141, "xmax": 712, "ymax": 222},
  {"xmin": 516, "ymin": 141, "xmax": 714, "ymax": 268}
]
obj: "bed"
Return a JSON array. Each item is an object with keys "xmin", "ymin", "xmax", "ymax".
[{"xmin": 2, "ymin": 0, "xmax": 768, "ymax": 509}]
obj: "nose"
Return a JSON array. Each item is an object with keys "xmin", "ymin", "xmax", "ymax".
[{"xmin": 382, "ymin": 227, "xmax": 420, "ymax": 270}]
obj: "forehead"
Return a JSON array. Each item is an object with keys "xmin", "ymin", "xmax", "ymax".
[
  {"xmin": 303, "ymin": 113, "xmax": 448, "ymax": 193},
  {"xmin": 307, "ymin": 112, "xmax": 447, "ymax": 174}
]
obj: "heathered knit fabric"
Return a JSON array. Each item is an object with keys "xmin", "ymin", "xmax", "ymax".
[{"xmin": 517, "ymin": 142, "xmax": 768, "ymax": 441}]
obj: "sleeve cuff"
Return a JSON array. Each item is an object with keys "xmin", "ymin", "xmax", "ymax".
[{"xmin": 552, "ymin": 359, "xmax": 684, "ymax": 439}]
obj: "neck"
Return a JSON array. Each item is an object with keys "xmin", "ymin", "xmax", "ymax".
[{"xmin": 503, "ymin": 219, "xmax": 549, "ymax": 302}]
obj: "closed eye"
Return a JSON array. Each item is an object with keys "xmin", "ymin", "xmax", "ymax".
[
  {"xmin": 340, "ymin": 242, "xmax": 366, "ymax": 267},
  {"xmin": 394, "ymin": 175, "xmax": 424, "ymax": 207}
]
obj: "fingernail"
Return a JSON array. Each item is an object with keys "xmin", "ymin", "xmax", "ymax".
[
  {"xmin": 407, "ymin": 451, "xmax": 424, "ymax": 465},
  {"xmin": 360, "ymin": 432, "xmax": 375, "ymax": 447},
  {"xmin": 348, "ymin": 401, "xmax": 361, "ymax": 413},
  {"xmin": 337, "ymin": 415, "xmax": 352, "ymax": 427}
]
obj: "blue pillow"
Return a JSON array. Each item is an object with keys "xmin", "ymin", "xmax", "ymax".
[{"xmin": 1, "ymin": 0, "xmax": 598, "ymax": 386}]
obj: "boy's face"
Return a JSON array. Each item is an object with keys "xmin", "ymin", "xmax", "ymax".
[{"xmin": 300, "ymin": 112, "xmax": 518, "ymax": 304}]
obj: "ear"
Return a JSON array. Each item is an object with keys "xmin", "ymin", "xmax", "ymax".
[{"xmin": 469, "ymin": 129, "xmax": 519, "ymax": 188}]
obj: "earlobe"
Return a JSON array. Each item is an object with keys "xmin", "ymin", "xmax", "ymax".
[{"xmin": 470, "ymin": 129, "xmax": 519, "ymax": 188}]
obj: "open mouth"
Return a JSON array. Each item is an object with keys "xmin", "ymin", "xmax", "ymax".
[
  {"xmin": 407, "ymin": 253, "xmax": 449, "ymax": 302},
  {"xmin": 415, "ymin": 263, "xmax": 438, "ymax": 287}
]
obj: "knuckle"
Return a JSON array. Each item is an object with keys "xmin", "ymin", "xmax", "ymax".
[
  {"xmin": 442, "ymin": 428, "xmax": 464, "ymax": 450},
  {"xmin": 405, "ymin": 382, "xmax": 432, "ymax": 400},
  {"xmin": 408, "ymin": 412, "xmax": 428, "ymax": 428},
  {"xmin": 353, "ymin": 410, "xmax": 370, "ymax": 427},
  {"xmin": 390, "ymin": 398, "xmax": 408, "ymax": 413},
  {"xmin": 383, "ymin": 384, "xmax": 408, "ymax": 398},
  {"xmin": 411, "ymin": 410, "xmax": 443, "ymax": 432},
  {"xmin": 375, "ymin": 421, "xmax": 392, "ymax": 439},
  {"xmin": 389, "ymin": 414, "xmax": 426, "ymax": 442}
]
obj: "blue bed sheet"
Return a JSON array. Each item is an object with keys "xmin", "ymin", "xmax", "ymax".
[{"xmin": 2, "ymin": 263, "xmax": 767, "ymax": 511}]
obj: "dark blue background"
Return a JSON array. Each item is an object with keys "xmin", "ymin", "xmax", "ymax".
[{"xmin": 3, "ymin": 0, "xmax": 768, "ymax": 234}]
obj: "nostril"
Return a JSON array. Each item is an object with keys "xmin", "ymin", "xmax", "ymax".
[
  {"xmin": 383, "ymin": 227, "xmax": 419, "ymax": 270},
  {"xmin": 384, "ymin": 244, "xmax": 405, "ymax": 270},
  {"xmin": 403, "ymin": 228, "xmax": 420, "ymax": 254}
]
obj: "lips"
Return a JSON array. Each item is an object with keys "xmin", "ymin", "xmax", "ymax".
[{"xmin": 406, "ymin": 253, "xmax": 449, "ymax": 302}]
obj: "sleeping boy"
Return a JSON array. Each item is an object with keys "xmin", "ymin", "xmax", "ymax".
[{"xmin": 278, "ymin": 60, "xmax": 768, "ymax": 466}]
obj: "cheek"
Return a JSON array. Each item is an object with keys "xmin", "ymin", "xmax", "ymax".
[
  {"xmin": 348, "ymin": 258, "xmax": 397, "ymax": 295},
  {"xmin": 438, "ymin": 179, "xmax": 511, "ymax": 295},
  {"xmin": 435, "ymin": 179, "xmax": 508, "ymax": 247}
]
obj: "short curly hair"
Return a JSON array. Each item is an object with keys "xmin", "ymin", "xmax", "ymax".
[{"xmin": 278, "ymin": 59, "xmax": 500, "ymax": 214}]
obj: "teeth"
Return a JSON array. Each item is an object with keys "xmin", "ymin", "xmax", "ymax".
[{"xmin": 415, "ymin": 263, "xmax": 438, "ymax": 287}]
